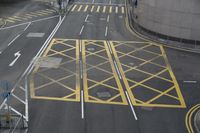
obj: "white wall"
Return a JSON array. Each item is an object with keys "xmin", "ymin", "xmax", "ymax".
[{"xmin": 134, "ymin": 0, "xmax": 200, "ymax": 41}]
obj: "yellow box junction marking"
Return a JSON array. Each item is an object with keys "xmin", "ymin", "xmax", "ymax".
[
  {"xmin": 30, "ymin": 39, "xmax": 80, "ymax": 102},
  {"xmin": 110, "ymin": 41, "xmax": 186, "ymax": 108},
  {"xmin": 30, "ymin": 39, "xmax": 186, "ymax": 108},
  {"xmin": 82, "ymin": 40, "xmax": 127, "ymax": 105}
]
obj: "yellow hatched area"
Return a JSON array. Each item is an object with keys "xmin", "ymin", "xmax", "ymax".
[
  {"xmin": 110, "ymin": 41, "xmax": 186, "ymax": 108},
  {"xmin": 82, "ymin": 40, "xmax": 127, "ymax": 105},
  {"xmin": 5, "ymin": 9, "xmax": 56, "ymax": 24},
  {"xmin": 30, "ymin": 39, "xmax": 80, "ymax": 102}
]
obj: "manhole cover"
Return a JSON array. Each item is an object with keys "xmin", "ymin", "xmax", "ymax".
[
  {"xmin": 96, "ymin": 91, "xmax": 111, "ymax": 98},
  {"xmin": 35, "ymin": 57, "xmax": 62, "ymax": 68},
  {"xmin": 27, "ymin": 33, "xmax": 45, "ymax": 38}
]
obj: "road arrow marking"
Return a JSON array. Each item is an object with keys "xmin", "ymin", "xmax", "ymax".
[{"xmin": 9, "ymin": 51, "xmax": 21, "ymax": 67}]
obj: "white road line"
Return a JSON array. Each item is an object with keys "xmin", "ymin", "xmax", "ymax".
[
  {"xmin": 92, "ymin": 0, "xmax": 94, "ymax": 3},
  {"xmin": 107, "ymin": 42, "xmax": 113, "ymax": 54},
  {"xmin": 12, "ymin": 93, "xmax": 26, "ymax": 104},
  {"xmin": 109, "ymin": 0, "xmax": 112, "ymax": 4},
  {"xmin": 80, "ymin": 60, "xmax": 83, "ymax": 79},
  {"xmin": 125, "ymin": 91, "xmax": 138, "ymax": 120},
  {"xmin": 24, "ymin": 22, "xmax": 31, "ymax": 31},
  {"xmin": 81, "ymin": 90, "xmax": 84, "ymax": 119},
  {"xmin": 80, "ymin": 43, "xmax": 82, "ymax": 52},
  {"xmin": 183, "ymin": 80, "xmax": 197, "ymax": 83},
  {"xmin": 8, "ymin": 34, "xmax": 21, "ymax": 46},
  {"xmin": 114, "ymin": 61, "xmax": 122, "ymax": 79},
  {"xmin": 84, "ymin": 14, "xmax": 89, "ymax": 22},
  {"xmin": 0, "ymin": 15, "xmax": 59, "ymax": 30},
  {"xmin": 79, "ymin": 25, "xmax": 85, "ymax": 35},
  {"xmin": 107, "ymin": 15, "xmax": 110, "ymax": 22},
  {"xmin": 105, "ymin": 26, "xmax": 108, "ymax": 37},
  {"xmin": 25, "ymin": 76, "xmax": 29, "ymax": 121}
]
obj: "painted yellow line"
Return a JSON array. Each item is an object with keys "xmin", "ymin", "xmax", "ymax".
[
  {"xmin": 115, "ymin": 6, "xmax": 118, "ymax": 14},
  {"xmin": 96, "ymin": 6, "xmax": 100, "ymax": 13},
  {"xmin": 71, "ymin": 5, "xmax": 77, "ymax": 12},
  {"xmin": 91, "ymin": 5, "xmax": 95, "ymax": 12},
  {"xmin": 25, "ymin": 13, "xmax": 37, "ymax": 17},
  {"xmin": 76, "ymin": 40, "xmax": 81, "ymax": 101},
  {"xmin": 32, "ymin": 96, "xmax": 79, "ymax": 102},
  {"xmin": 185, "ymin": 104, "xmax": 200, "ymax": 133},
  {"xmin": 78, "ymin": 5, "xmax": 83, "ymax": 12},
  {"xmin": 160, "ymin": 46, "xmax": 186, "ymax": 107},
  {"xmin": 84, "ymin": 5, "xmax": 89, "ymax": 12},
  {"xmin": 30, "ymin": 12, "xmax": 44, "ymax": 16},
  {"xmin": 103, "ymin": 6, "xmax": 106, "ymax": 13},
  {"xmin": 35, "ymin": 11, "xmax": 49, "ymax": 15},
  {"xmin": 7, "ymin": 17, "xmax": 22, "ymax": 21},
  {"xmin": 109, "ymin": 6, "xmax": 112, "ymax": 13},
  {"xmin": 45, "ymin": 9, "xmax": 56, "ymax": 12},
  {"xmin": 121, "ymin": 7, "xmax": 124, "ymax": 14},
  {"xmin": 5, "ymin": 19, "xmax": 15, "ymax": 23}
]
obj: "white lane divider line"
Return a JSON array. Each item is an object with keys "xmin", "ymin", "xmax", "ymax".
[
  {"xmin": 105, "ymin": 26, "xmax": 108, "ymax": 37},
  {"xmin": 8, "ymin": 34, "xmax": 21, "ymax": 46},
  {"xmin": 79, "ymin": 25, "xmax": 85, "ymax": 35},
  {"xmin": 183, "ymin": 80, "xmax": 197, "ymax": 83},
  {"xmin": 80, "ymin": 43, "xmax": 82, "ymax": 53},
  {"xmin": 81, "ymin": 90, "xmax": 84, "ymax": 119},
  {"xmin": 84, "ymin": 14, "xmax": 89, "ymax": 22},
  {"xmin": 114, "ymin": 60, "xmax": 122, "ymax": 79},
  {"xmin": 80, "ymin": 60, "xmax": 83, "ymax": 79},
  {"xmin": 125, "ymin": 91, "xmax": 138, "ymax": 120},
  {"xmin": 107, "ymin": 42, "xmax": 113, "ymax": 54},
  {"xmin": 107, "ymin": 15, "xmax": 110, "ymax": 22},
  {"xmin": 24, "ymin": 22, "xmax": 31, "ymax": 31}
]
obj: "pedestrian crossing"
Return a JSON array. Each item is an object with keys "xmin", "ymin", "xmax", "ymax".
[
  {"xmin": 4, "ymin": 9, "xmax": 57, "ymax": 24},
  {"xmin": 71, "ymin": 4, "xmax": 125, "ymax": 14}
]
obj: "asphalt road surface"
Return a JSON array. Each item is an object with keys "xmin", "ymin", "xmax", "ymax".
[{"xmin": 0, "ymin": 0, "xmax": 200, "ymax": 133}]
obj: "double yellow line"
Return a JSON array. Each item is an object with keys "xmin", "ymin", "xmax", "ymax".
[{"xmin": 185, "ymin": 104, "xmax": 200, "ymax": 133}]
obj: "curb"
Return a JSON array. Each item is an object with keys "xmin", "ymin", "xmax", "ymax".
[{"xmin": 124, "ymin": 0, "xmax": 200, "ymax": 54}]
